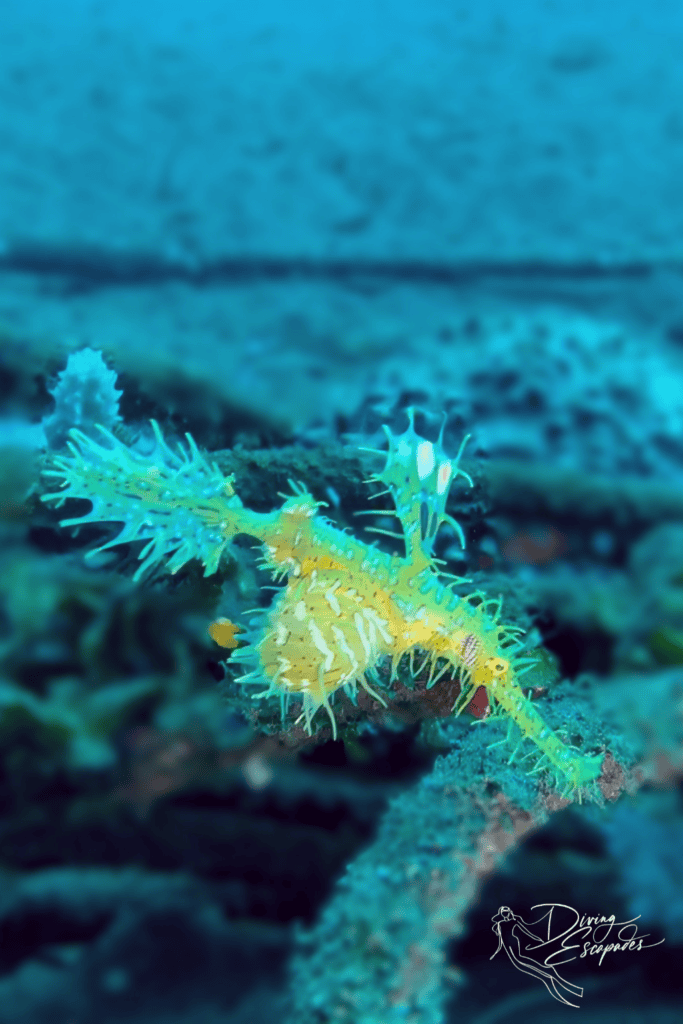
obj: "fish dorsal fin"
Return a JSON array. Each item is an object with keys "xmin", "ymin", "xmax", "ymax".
[{"xmin": 367, "ymin": 408, "xmax": 473, "ymax": 565}]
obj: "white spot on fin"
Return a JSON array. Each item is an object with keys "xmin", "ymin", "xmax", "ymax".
[{"xmin": 416, "ymin": 441, "xmax": 435, "ymax": 480}]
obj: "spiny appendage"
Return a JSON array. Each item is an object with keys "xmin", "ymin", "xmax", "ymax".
[
  {"xmin": 41, "ymin": 419, "xmax": 242, "ymax": 579},
  {"xmin": 254, "ymin": 492, "xmax": 358, "ymax": 581},
  {"xmin": 425, "ymin": 596, "xmax": 604, "ymax": 798},
  {"xmin": 474, "ymin": 659, "xmax": 604, "ymax": 799},
  {"xmin": 42, "ymin": 419, "xmax": 232, "ymax": 504},
  {"xmin": 230, "ymin": 643, "xmax": 386, "ymax": 741},
  {"xmin": 229, "ymin": 576, "xmax": 393, "ymax": 740},
  {"xmin": 360, "ymin": 407, "xmax": 472, "ymax": 566}
]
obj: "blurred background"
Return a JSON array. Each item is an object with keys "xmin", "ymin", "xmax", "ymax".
[{"xmin": 0, "ymin": 1, "xmax": 682, "ymax": 1022}]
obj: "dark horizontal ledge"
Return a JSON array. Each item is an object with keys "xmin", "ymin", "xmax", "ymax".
[{"xmin": 0, "ymin": 240, "xmax": 663, "ymax": 287}]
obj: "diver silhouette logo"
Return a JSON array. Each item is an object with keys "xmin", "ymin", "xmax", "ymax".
[
  {"xmin": 491, "ymin": 906, "xmax": 584, "ymax": 1007},
  {"xmin": 491, "ymin": 903, "xmax": 664, "ymax": 1008}
]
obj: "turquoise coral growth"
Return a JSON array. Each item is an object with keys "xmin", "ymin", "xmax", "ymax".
[
  {"xmin": 41, "ymin": 411, "xmax": 605, "ymax": 796},
  {"xmin": 42, "ymin": 348, "xmax": 122, "ymax": 450}
]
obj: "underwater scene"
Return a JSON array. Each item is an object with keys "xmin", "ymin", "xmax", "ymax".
[{"xmin": 1, "ymin": 0, "xmax": 682, "ymax": 1021}]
